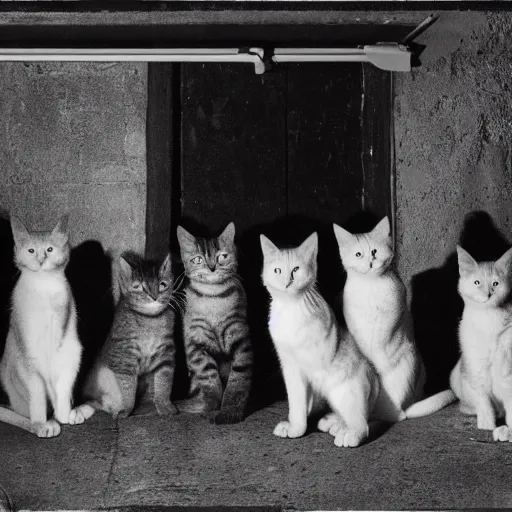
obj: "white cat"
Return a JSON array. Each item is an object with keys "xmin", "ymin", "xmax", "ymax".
[
  {"xmin": 261, "ymin": 232, "xmax": 381, "ymax": 447},
  {"xmin": 0, "ymin": 216, "xmax": 83, "ymax": 438},
  {"xmin": 450, "ymin": 245, "xmax": 512, "ymax": 442},
  {"xmin": 333, "ymin": 217, "xmax": 455, "ymax": 422}
]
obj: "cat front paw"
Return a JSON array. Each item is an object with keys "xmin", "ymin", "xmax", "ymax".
[
  {"xmin": 333, "ymin": 428, "xmax": 368, "ymax": 448},
  {"xmin": 176, "ymin": 394, "xmax": 219, "ymax": 414},
  {"xmin": 209, "ymin": 407, "xmax": 245, "ymax": 425},
  {"xmin": 273, "ymin": 420, "xmax": 306, "ymax": 439},
  {"xmin": 317, "ymin": 413, "xmax": 342, "ymax": 434},
  {"xmin": 155, "ymin": 400, "xmax": 178, "ymax": 416},
  {"xmin": 493, "ymin": 425, "xmax": 512, "ymax": 442},
  {"xmin": 33, "ymin": 420, "xmax": 61, "ymax": 438},
  {"xmin": 68, "ymin": 406, "xmax": 90, "ymax": 425}
]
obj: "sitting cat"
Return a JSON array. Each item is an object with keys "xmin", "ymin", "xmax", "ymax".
[
  {"xmin": 74, "ymin": 252, "xmax": 178, "ymax": 421},
  {"xmin": 176, "ymin": 222, "xmax": 253, "ymax": 424},
  {"xmin": 450, "ymin": 245, "xmax": 512, "ymax": 442},
  {"xmin": 333, "ymin": 217, "xmax": 455, "ymax": 422},
  {"xmin": 261, "ymin": 232, "xmax": 381, "ymax": 447},
  {"xmin": 0, "ymin": 215, "xmax": 83, "ymax": 438}
]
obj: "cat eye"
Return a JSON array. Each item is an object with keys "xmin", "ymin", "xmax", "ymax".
[
  {"xmin": 132, "ymin": 282, "xmax": 142, "ymax": 290},
  {"xmin": 159, "ymin": 281, "xmax": 169, "ymax": 291},
  {"xmin": 493, "ymin": 281, "xmax": 499, "ymax": 287},
  {"xmin": 274, "ymin": 268, "xmax": 281, "ymax": 274},
  {"xmin": 28, "ymin": 248, "xmax": 35, "ymax": 254},
  {"xmin": 355, "ymin": 252, "xmax": 362, "ymax": 258},
  {"xmin": 47, "ymin": 247, "xmax": 53, "ymax": 253},
  {"xmin": 292, "ymin": 266, "xmax": 299, "ymax": 275},
  {"xmin": 474, "ymin": 280, "xmax": 480, "ymax": 286},
  {"xmin": 217, "ymin": 253, "xmax": 228, "ymax": 263},
  {"xmin": 192, "ymin": 256, "xmax": 203, "ymax": 265}
]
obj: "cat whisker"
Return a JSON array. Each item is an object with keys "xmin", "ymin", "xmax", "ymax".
[{"xmin": 172, "ymin": 272, "xmax": 187, "ymax": 292}]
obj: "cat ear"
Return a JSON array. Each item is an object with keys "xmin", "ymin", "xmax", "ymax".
[
  {"xmin": 372, "ymin": 217, "xmax": 391, "ymax": 240},
  {"xmin": 51, "ymin": 215, "xmax": 69, "ymax": 245},
  {"xmin": 260, "ymin": 235, "xmax": 279, "ymax": 259},
  {"xmin": 298, "ymin": 232, "xmax": 318, "ymax": 262},
  {"xmin": 495, "ymin": 246, "xmax": 512, "ymax": 275},
  {"xmin": 176, "ymin": 226, "xmax": 196, "ymax": 251},
  {"xmin": 219, "ymin": 222, "xmax": 235, "ymax": 246},
  {"xmin": 456, "ymin": 246, "xmax": 478, "ymax": 276},
  {"xmin": 10, "ymin": 216, "xmax": 30, "ymax": 247},
  {"xmin": 117, "ymin": 256, "xmax": 133, "ymax": 284},
  {"xmin": 333, "ymin": 224, "xmax": 355, "ymax": 251},
  {"xmin": 159, "ymin": 252, "xmax": 172, "ymax": 279}
]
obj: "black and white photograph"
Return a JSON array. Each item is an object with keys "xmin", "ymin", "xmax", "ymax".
[{"xmin": 0, "ymin": 1, "xmax": 511, "ymax": 511}]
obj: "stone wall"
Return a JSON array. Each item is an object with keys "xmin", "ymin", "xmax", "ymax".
[
  {"xmin": 395, "ymin": 11, "xmax": 512, "ymax": 288},
  {"xmin": 0, "ymin": 62, "xmax": 147, "ymax": 256}
]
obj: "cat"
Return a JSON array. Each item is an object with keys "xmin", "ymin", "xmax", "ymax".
[
  {"xmin": 333, "ymin": 217, "xmax": 455, "ymax": 422},
  {"xmin": 176, "ymin": 222, "xmax": 253, "ymax": 424},
  {"xmin": 450, "ymin": 245, "xmax": 512, "ymax": 442},
  {"xmin": 260, "ymin": 231, "xmax": 381, "ymax": 448},
  {"xmin": 74, "ymin": 252, "xmax": 178, "ymax": 421},
  {"xmin": 0, "ymin": 215, "xmax": 83, "ymax": 438}
]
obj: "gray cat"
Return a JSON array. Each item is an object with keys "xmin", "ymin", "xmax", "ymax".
[{"xmin": 74, "ymin": 252, "xmax": 178, "ymax": 421}]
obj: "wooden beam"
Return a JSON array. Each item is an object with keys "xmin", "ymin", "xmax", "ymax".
[{"xmin": 145, "ymin": 63, "xmax": 175, "ymax": 260}]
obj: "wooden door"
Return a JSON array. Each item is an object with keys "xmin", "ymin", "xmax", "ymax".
[{"xmin": 147, "ymin": 62, "xmax": 392, "ymax": 405}]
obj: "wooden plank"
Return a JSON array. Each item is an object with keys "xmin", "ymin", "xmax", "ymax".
[
  {"xmin": 180, "ymin": 63, "xmax": 288, "ymax": 405},
  {"xmin": 286, "ymin": 63, "xmax": 365, "ymax": 302},
  {"xmin": 361, "ymin": 64, "xmax": 392, "ymax": 225},
  {"xmin": 180, "ymin": 63, "xmax": 286, "ymax": 234},
  {"xmin": 145, "ymin": 63, "xmax": 174, "ymax": 260}
]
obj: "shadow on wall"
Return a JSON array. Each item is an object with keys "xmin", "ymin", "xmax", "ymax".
[
  {"xmin": 0, "ymin": 214, "xmax": 16, "ymax": 401},
  {"xmin": 66, "ymin": 241, "xmax": 115, "ymax": 400},
  {"xmin": 411, "ymin": 211, "xmax": 511, "ymax": 396}
]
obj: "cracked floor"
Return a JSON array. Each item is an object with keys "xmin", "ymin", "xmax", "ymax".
[{"xmin": 1, "ymin": 401, "xmax": 512, "ymax": 510}]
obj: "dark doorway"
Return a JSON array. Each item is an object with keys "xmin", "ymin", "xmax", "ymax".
[{"xmin": 146, "ymin": 62, "xmax": 393, "ymax": 408}]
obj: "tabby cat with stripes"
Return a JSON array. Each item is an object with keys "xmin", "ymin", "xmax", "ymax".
[
  {"xmin": 177, "ymin": 222, "xmax": 253, "ymax": 424},
  {"xmin": 74, "ymin": 252, "xmax": 178, "ymax": 421}
]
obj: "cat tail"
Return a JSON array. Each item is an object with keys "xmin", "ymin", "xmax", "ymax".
[
  {"xmin": 404, "ymin": 390, "xmax": 457, "ymax": 419},
  {"xmin": 0, "ymin": 406, "xmax": 34, "ymax": 434}
]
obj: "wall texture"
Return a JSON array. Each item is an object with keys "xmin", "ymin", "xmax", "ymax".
[
  {"xmin": 395, "ymin": 11, "xmax": 512, "ymax": 288},
  {"xmin": 0, "ymin": 62, "xmax": 147, "ymax": 255}
]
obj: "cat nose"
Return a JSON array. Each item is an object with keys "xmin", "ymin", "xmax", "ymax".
[
  {"xmin": 488, "ymin": 292, "xmax": 492, "ymax": 298},
  {"xmin": 37, "ymin": 254, "xmax": 46, "ymax": 263}
]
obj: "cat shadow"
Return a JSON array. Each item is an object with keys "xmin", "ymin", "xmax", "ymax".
[
  {"xmin": 411, "ymin": 211, "xmax": 511, "ymax": 395},
  {"xmin": 0, "ymin": 213, "xmax": 16, "ymax": 404},
  {"xmin": 66, "ymin": 240, "xmax": 115, "ymax": 399}
]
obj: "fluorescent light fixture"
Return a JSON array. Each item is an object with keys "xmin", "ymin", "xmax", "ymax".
[
  {"xmin": 0, "ymin": 44, "xmax": 411, "ymax": 73},
  {"xmin": 272, "ymin": 44, "xmax": 412, "ymax": 72},
  {"xmin": 0, "ymin": 47, "xmax": 267, "ymax": 74}
]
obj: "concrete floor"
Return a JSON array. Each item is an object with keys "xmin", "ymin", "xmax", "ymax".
[{"xmin": 1, "ymin": 400, "xmax": 512, "ymax": 511}]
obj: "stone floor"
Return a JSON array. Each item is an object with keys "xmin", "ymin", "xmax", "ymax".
[{"xmin": 1, "ymin": 401, "xmax": 512, "ymax": 511}]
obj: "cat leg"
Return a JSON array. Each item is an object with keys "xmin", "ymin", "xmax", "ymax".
[
  {"xmin": 211, "ymin": 323, "xmax": 253, "ymax": 425},
  {"xmin": 326, "ymin": 380, "xmax": 371, "ymax": 448},
  {"xmin": 179, "ymin": 337, "xmax": 223, "ymax": 414},
  {"xmin": 114, "ymin": 372, "xmax": 139, "ymax": 419},
  {"xmin": 273, "ymin": 359, "xmax": 309, "ymax": 439},
  {"xmin": 26, "ymin": 373, "xmax": 61, "ymax": 438},
  {"xmin": 153, "ymin": 361, "xmax": 178, "ymax": 416},
  {"xmin": 474, "ymin": 392, "xmax": 496, "ymax": 430}
]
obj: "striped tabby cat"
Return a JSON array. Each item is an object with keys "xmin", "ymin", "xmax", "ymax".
[
  {"xmin": 177, "ymin": 222, "xmax": 253, "ymax": 424},
  {"xmin": 75, "ymin": 252, "xmax": 178, "ymax": 421}
]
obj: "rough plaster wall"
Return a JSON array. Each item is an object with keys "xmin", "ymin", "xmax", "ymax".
[
  {"xmin": 0, "ymin": 62, "xmax": 147, "ymax": 255},
  {"xmin": 395, "ymin": 12, "xmax": 512, "ymax": 289}
]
